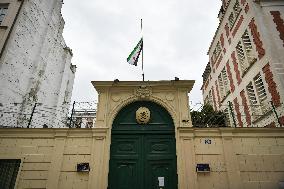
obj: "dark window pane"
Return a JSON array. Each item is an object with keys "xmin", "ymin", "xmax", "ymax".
[{"xmin": 0, "ymin": 159, "xmax": 21, "ymax": 189}]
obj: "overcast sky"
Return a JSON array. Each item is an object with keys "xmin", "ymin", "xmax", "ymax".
[{"xmin": 61, "ymin": 0, "xmax": 221, "ymax": 105}]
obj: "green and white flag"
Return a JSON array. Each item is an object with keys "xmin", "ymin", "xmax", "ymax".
[{"xmin": 127, "ymin": 38, "xmax": 143, "ymax": 66}]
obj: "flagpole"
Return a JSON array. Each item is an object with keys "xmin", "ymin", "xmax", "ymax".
[{"xmin": 141, "ymin": 19, "xmax": 144, "ymax": 81}]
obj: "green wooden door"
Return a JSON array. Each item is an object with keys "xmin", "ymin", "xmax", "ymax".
[{"xmin": 108, "ymin": 101, "xmax": 178, "ymax": 189}]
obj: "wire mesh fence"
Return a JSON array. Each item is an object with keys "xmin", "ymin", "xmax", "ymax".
[
  {"xmin": 0, "ymin": 102, "xmax": 71, "ymax": 128},
  {"xmin": 69, "ymin": 101, "xmax": 97, "ymax": 128},
  {"xmin": 0, "ymin": 101, "xmax": 97, "ymax": 128}
]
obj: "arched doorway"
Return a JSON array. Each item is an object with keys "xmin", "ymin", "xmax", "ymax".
[{"xmin": 108, "ymin": 101, "xmax": 178, "ymax": 189}]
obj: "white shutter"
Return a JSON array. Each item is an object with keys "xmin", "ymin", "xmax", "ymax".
[{"xmin": 242, "ymin": 30, "xmax": 256, "ymax": 65}]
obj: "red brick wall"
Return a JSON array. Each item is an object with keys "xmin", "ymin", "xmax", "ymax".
[
  {"xmin": 220, "ymin": 33, "xmax": 225, "ymax": 47},
  {"xmin": 231, "ymin": 51, "xmax": 242, "ymax": 85},
  {"xmin": 270, "ymin": 11, "xmax": 284, "ymax": 47},
  {"xmin": 233, "ymin": 98, "xmax": 243, "ymax": 127},
  {"xmin": 249, "ymin": 18, "xmax": 266, "ymax": 59},
  {"xmin": 240, "ymin": 90, "xmax": 251, "ymax": 125},
  {"xmin": 226, "ymin": 61, "xmax": 235, "ymax": 92},
  {"xmin": 262, "ymin": 63, "xmax": 281, "ymax": 107},
  {"xmin": 232, "ymin": 15, "xmax": 244, "ymax": 37}
]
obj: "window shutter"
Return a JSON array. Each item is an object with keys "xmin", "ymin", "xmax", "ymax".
[
  {"xmin": 229, "ymin": 13, "xmax": 235, "ymax": 29},
  {"xmin": 254, "ymin": 74, "xmax": 267, "ymax": 102},
  {"xmin": 0, "ymin": 6, "xmax": 8, "ymax": 25},
  {"xmin": 246, "ymin": 82, "xmax": 257, "ymax": 105},
  {"xmin": 233, "ymin": 0, "xmax": 241, "ymax": 16},
  {"xmin": 242, "ymin": 30, "xmax": 255, "ymax": 65},
  {"xmin": 236, "ymin": 42, "xmax": 246, "ymax": 73},
  {"xmin": 221, "ymin": 68, "xmax": 229, "ymax": 94},
  {"xmin": 218, "ymin": 74, "xmax": 225, "ymax": 98}
]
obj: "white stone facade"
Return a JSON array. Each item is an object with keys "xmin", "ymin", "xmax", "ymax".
[
  {"xmin": 202, "ymin": 0, "xmax": 284, "ymax": 127},
  {"xmin": 0, "ymin": 0, "xmax": 76, "ymax": 128}
]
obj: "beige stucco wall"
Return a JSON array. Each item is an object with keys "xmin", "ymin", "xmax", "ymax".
[
  {"xmin": 1, "ymin": 80, "xmax": 283, "ymax": 189},
  {"xmin": 0, "ymin": 128, "xmax": 284, "ymax": 189}
]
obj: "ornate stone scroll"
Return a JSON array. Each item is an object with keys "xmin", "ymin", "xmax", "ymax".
[{"xmin": 134, "ymin": 85, "xmax": 152, "ymax": 99}]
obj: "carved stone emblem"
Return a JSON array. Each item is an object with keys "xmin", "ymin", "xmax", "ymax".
[
  {"xmin": 166, "ymin": 93, "xmax": 175, "ymax": 101},
  {"xmin": 136, "ymin": 107, "xmax": 151, "ymax": 124},
  {"xmin": 111, "ymin": 93, "xmax": 121, "ymax": 102},
  {"xmin": 134, "ymin": 85, "xmax": 152, "ymax": 99}
]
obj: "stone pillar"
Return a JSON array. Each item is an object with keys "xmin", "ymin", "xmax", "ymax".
[
  {"xmin": 46, "ymin": 130, "xmax": 67, "ymax": 189},
  {"xmin": 89, "ymin": 128, "xmax": 109, "ymax": 189},
  {"xmin": 221, "ymin": 129, "xmax": 243, "ymax": 189},
  {"xmin": 177, "ymin": 128, "xmax": 197, "ymax": 189}
]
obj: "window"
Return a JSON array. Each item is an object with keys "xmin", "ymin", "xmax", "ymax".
[
  {"xmin": 0, "ymin": 159, "xmax": 21, "ymax": 189},
  {"xmin": 246, "ymin": 73, "xmax": 268, "ymax": 120},
  {"xmin": 212, "ymin": 42, "xmax": 222, "ymax": 64},
  {"xmin": 229, "ymin": 13, "xmax": 235, "ymax": 29},
  {"xmin": 0, "ymin": 5, "xmax": 8, "ymax": 25},
  {"xmin": 218, "ymin": 67, "xmax": 230, "ymax": 99},
  {"xmin": 233, "ymin": 0, "xmax": 241, "ymax": 16},
  {"xmin": 236, "ymin": 30, "xmax": 257, "ymax": 75},
  {"xmin": 228, "ymin": 0, "xmax": 242, "ymax": 29}
]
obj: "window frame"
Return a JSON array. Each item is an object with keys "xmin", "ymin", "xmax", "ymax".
[
  {"xmin": 0, "ymin": 4, "xmax": 9, "ymax": 25},
  {"xmin": 0, "ymin": 159, "xmax": 21, "ymax": 189},
  {"xmin": 218, "ymin": 67, "xmax": 230, "ymax": 100},
  {"xmin": 236, "ymin": 29, "xmax": 257, "ymax": 76},
  {"xmin": 228, "ymin": 0, "xmax": 242, "ymax": 30},
  {"xmin": 212, "ymin": 41, "xmax": 222, "ymax": 65},
  {"xmin": 246, "ymin": 73, "xmax": 269, "ymax": 121}
]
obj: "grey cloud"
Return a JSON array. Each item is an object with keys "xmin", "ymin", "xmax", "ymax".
[{"xmin": 62, "ymin": 0, "xmax": 222, "ymax": 103}]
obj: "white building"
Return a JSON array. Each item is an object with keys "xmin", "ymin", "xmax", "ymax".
[
  {"xmin": 0, "ymin": 0, "xmax": 76, "ymax": 128},
  {"xmin": 202, "ymin": 0, "xmax": 284, "ymax": 127}
]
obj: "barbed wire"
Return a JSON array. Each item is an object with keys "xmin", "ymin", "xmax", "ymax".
[{"xmin": 0, "ymin": 100, "xmax": 282, "ymax": 128}]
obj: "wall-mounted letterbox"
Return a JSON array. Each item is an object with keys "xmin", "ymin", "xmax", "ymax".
[
  {"xmin": 196, "ymin": 163, "xmax": 210, "ymax": 172},
  {"xmin": 77, "ymin": 163, "xmax": 90, "ymax": 172}
]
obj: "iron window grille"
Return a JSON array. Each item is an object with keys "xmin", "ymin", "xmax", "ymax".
[{"xmin": 0, "ymin": 159, "xmax": 21, "ymax": 189}]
